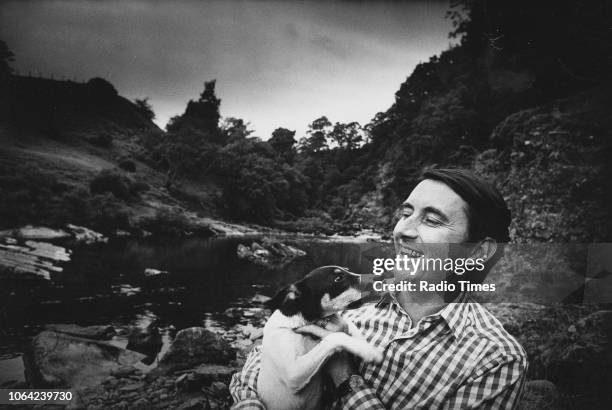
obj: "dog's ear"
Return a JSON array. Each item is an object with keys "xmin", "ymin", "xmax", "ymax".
[{"xmin": 265, "ymin": 284, "xmax": 303, "ymax": 315}]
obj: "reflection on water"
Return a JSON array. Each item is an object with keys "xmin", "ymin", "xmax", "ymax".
[{"xmin": 0, "ymin": 235, "xmax": 386, "ymax": 383}]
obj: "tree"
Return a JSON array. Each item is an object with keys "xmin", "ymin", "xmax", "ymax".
[
  {"xmin": 220, "ymin": 117, "xmax": 253, "ymax": 144},
  {"xmin": 0, "ymin": 40, "xmax": 14, "ymax": 77},
  {"xmin": 298, "ymin": 116, "xmax": 331, "ymax": 154},
  {"xmin": 167, "ymin": 80, "xmax": 221, "ymax": 137},
  {"xmin": 134, "ymin": 98, "xmax": 155, "ymax": 121},
  {"xmin": 330, "ymin": 121, "xmax": 363, "ymax": 150},
  {"xmin": 269, "ymin": 127, "xmax": 296, "ymax": 162}
]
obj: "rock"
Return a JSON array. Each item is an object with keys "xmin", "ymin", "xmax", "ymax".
[
  {"xmin": 249, "ymin": 328, "xmax": 264, "ymax": 341},
  {"xmin": 159, "ymin": 327, "xmax": 234, "ymax": 373},
  {"xmin": 14, "ymin": 226, "xmax": 71, "ymax": 241},
  {"xmin": 176, "ymin": 397, "xmax": 208, "ymax": 410},
  {"xmin": 261, "ymin": 238, "xmax": 306, "ymax": 258},
  {"xmin": 191, "ymin": 364, "xmax": 237, "ymax": 384},
  {"xmin": 576, "ymin": 310, "xmax": 612, "ymax": 338},
  {"xmin": 126, "ymin": 321, "xmax": 162, "ymax": 365},
  {"xmin": 210, "ymin": 381, "xmax": 228, "ymax": 396},
  {"xmin": 249, "ymin": 293, "xmax": 271, "ymax": 304},
  {"xmin": 518, "ymin": 380, "xmax": 561, "ymax": 410},
  {"xmin": 131, "ymin": 398, "xmax": 152, "ymax": 410},
  {"xmin": 44, "ymin": 324, "xmax": 116, "ymax": 340},
  {"xmin": 144, "ymin": 268, "xmax": 169, "ymax": 277},
  {"xmin": 223, "ymin": 307, "xmax": 242, "ymax": 319},
  {"xmin": 66, "ymin": 224, "xmax": 108, "ymax": 245},
  {"xmin": 236, "ymin": 240, "xmax": 305, "ymax": 267},
  {"xmin": 236, "ymin": 244, "xmax": 251, "ymax": 260},
  {"xmin": 110, "ymin": 366, "xmax": 139, "ymax": 378},
  {"xmin": 0, "ymin": 240, "xmax": 71, "ymax": 280},
  {"xmin": 23, "ymin": 330, "xmax": 144, "ymax": 389},
  {"xmin": 119, "ymin": 382, "xmax": 144, "ymax": 393}
]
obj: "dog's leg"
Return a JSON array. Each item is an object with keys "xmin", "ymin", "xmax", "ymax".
[{"xmin": 278, "ymin": 332, "xmax": 383, "ymax": 392}]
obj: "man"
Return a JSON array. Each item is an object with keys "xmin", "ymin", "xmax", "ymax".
[{"xmin": 230, "ymin": 168, "xmax": 527, "ymax": 409}]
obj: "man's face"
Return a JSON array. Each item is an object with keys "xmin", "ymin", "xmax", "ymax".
[{"xmin": 392, "ymin": 179, "xmax": 470, "ymax": 281}]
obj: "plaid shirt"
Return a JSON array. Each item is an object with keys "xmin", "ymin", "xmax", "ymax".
[{"xmin": 229, "ymin": 293, "xmax": 527, "ymax": 409}]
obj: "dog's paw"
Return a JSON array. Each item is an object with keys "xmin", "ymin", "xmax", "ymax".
[{"xmin": 360, "ymin": 347, "xmax": 384, "ymax": 364}]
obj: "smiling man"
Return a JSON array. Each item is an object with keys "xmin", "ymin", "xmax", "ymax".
[{"xmin": 230, "ymin": 168, "xmax": 527, "ymax": 409}]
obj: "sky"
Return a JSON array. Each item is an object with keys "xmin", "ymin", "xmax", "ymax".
[{"xmin": 0, "ymin": 0, "xmax": 454, "ymax": 139}]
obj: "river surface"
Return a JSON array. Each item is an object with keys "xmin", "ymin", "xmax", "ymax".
[{"xmin": 0, "ymin": 235, "xmax": 390, "ymax": 384}]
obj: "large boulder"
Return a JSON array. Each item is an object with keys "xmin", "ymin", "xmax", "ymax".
[
  {"xmin": 23, "ymin": 331, "xmax": 144, "ymax": 389},
  {"xmin": 236, "ymin": 240, "xmax": 306, "ymax": 267},
  {"xmin": 44, "ymin": 324, "xmax": 115, "ymax": 340},
  {"xmin": 159, "ymin": 327, "xmax": 234, "ymax": 373}
]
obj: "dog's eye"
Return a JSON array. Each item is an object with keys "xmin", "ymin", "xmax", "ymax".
[{"xmin": 334, "ymin": 276, "xmax": 342, "ymax": 283}]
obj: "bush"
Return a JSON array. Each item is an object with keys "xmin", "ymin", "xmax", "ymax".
[
  {"xmin": 90, "ymin": 169, "xmax": 138, "ymax": 199},
  {"xmin": 87, "ymin": 133, "xmax": 113, "ymax": 147}
]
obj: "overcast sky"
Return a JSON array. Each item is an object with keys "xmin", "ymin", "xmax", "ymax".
[{"xmin": 0, "ymin": 0, "xmax": 453, "ymax": 138}]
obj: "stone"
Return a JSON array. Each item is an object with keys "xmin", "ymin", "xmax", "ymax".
[
  {"xmin": 223, "ymin": 307, "xmax": 242, "ymax": 319},
  {"xmin": 131, "ymin": 398, "xmax": 152, "ymax": 410},
  {"xmin": 111, "ymin": 366, "xmax": 139, "ymax": 378},
  {"xmin": 14, "ymin": 226, "xmax": 71, "ymax": 241},
  {"xmin": 176, "ymin": 397, "xmax": 208, "ymax": 410},
  {"xmin": 66, "ymin": 224, "xmax": 108, "ymax": 245},
  {"xmin": 191, "ymin": 364, "xmax": 237, "ymax": 384},
  {"xmin": 44, "ymin": 324, "xmax": 116, "ymax": 340},
  {"xmin": 0, "ymin": 240, "xmax": 71, "ymax": 280},
  {"xmin": 249, "ymin": 328, "xmax": 264, "ymax": 341},
  {"xmin": 158, "ymin": 327, "xmax": 235, "ymax": 373},
  {"xmin": 210, "ymin": 381, "xmax": 228, "ymax": 396},
  {"xmin": 23, "ymin": 331, "xmax": 144, "ymax": 389},
  {"xmin": 577, "ymin": 310, "xmax": 612, "ymax": 338},
  {"xmin": 249, "ymin": 294, "xmax": 271, "ymax": 304},
  {"xmin": 119, "ymin": 382, "xmax": 144, "ymax": 393},
  {"xmin": 144, "ymin": 268, "xmax": 169, "ymax": 277},
  {"xmin": 126, "ymin": 321, "xmax": 162, "ymax": 365}
]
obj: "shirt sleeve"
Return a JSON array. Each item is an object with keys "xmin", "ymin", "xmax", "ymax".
[
  {"xmin": 229, "ymin": 344, "xmax": 266, "ymax": 410},
  {"xmin": 441, "ymin": 353, "xmax": 528, "ymax": 410}
]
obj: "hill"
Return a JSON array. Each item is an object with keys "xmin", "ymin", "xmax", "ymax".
[{"xmin": 0, "ymin": 75, "xmax": 263, "ymax": 236}]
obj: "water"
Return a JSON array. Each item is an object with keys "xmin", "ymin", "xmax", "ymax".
[{"xmin": 0, "ymin": 235, "xmax": 386, "ymax": 384}]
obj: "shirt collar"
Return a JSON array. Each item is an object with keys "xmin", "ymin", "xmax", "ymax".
[{"xmin": 375, "ymin": 291, "xmax": 472, "ymax": 339}]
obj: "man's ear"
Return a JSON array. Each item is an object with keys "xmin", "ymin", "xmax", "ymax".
[
  {"xmin": 469, "ymin": 237, "xmax": 497, "ymax": 263},
  {"xmin": 264, "ymin": 284, "xmax": 302, "ymax": 315}
]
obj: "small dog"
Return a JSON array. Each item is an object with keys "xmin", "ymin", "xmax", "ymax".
[{"xmin": 258, "ymin": 266, "xmax": 383, "ymax": 410}]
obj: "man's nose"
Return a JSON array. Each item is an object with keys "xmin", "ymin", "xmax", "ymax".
[{"xmin": 395, "ymin": 216, "xmax": 419, "ymax": 241}]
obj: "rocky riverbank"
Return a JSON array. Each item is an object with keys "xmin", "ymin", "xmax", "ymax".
[{"xmin": 2, "ymin": 298, "xmax": 610, "ymax": 409}]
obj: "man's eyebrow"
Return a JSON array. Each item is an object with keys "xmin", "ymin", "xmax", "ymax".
[
  {"xmin": 400, "ymin": 202, "xmax": 413, "ymax": 210},
  {"xmin": 422, "ymin": 206, "xmax": 449, "ymax": 222}
]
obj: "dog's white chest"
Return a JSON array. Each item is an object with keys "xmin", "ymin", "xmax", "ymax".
[{"xmin": 258, "ymin": 311, "xmax": 325, "ymax": 410}]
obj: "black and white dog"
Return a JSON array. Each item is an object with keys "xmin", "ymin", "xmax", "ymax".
[{"xmin": 258, "ymin": 266, "xmax": 383, "ymax": 410}]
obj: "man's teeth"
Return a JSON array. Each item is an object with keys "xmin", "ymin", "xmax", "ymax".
[{"xmin": 401, "ymin": 249, "xmax": 423, "ymax": 257}]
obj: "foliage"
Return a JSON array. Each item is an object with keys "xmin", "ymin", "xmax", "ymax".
[
  {"xmin": 90, "ymin": 169, "xmax": 146, "ymax": 200},
  {"xmin": 0, "ymin": 40, "xmax": 14, "ymax": 77},
  {"xmin": 134, "ymin": 97, "xmax": 155, "ymax": 121}
]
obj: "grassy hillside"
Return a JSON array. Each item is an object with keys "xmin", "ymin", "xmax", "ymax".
[{"xmin": 0, "ymin": 75, "xmax": 251, "ymax": 235}]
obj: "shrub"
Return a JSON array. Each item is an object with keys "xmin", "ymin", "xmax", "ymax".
[{"xmin": 90, "ymin": 169, "xmax": 134, "ymax": 199}]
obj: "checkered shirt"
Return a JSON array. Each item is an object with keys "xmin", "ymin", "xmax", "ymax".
[{"xmin": 229, "ymin": 293, "xmax": 527, "ymax": 409}]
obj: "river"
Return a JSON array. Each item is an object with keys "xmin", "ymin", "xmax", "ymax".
[{"xmin": 0, "ymin": 235, "xmax": 391, "ymax": 384}]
